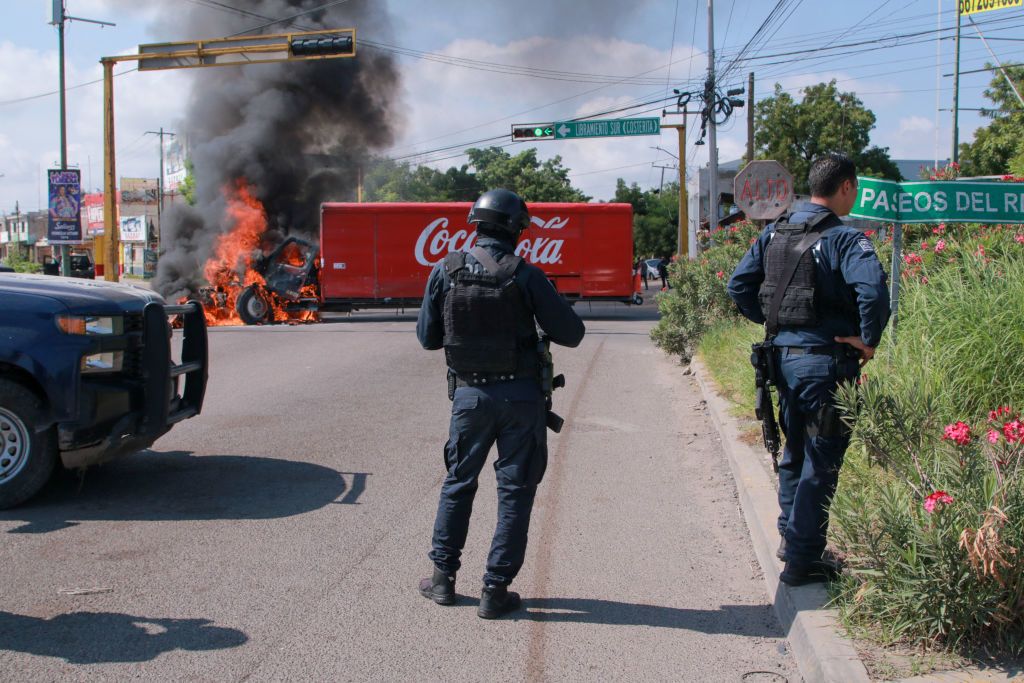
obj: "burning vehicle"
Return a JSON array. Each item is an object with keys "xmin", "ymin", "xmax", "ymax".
[{"xmin": 186, "ymin": 192, "xmax": 640, "ymax": 326}]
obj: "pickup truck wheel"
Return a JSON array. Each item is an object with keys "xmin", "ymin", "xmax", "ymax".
[
  {"xmin": 236, "ymin": 286, "xmax": 270, "ymax": 325},
  {"xmin": 0, "ymin": 379, "xmax": 57, "ymax": 509}
]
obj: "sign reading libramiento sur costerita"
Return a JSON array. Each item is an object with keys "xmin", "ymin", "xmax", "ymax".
[{"xmin": 850, "ymin": 177, "xmax": 1024, "ymax": 224}]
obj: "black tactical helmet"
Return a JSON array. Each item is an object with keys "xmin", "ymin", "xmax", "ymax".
[{"xmin": 467, "ymin": 189, "xmax": 530, "ymax": 237}]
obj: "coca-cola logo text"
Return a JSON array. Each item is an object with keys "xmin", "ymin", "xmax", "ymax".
[{"xmin": 414, "ymin": 217, "xmax": 566, "ymax": 266}]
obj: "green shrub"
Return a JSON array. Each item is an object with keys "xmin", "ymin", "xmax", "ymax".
[
  {"xmin": 651, "ymin": 220, "xmax": 760, "ymax": 360},
  {"xmin": 3, "ymin": 252, "xmax": 41, "ymax": 273},
  {"xmin": 831, "ymin": 230, "xmax": 1024, "ymax": 653}
]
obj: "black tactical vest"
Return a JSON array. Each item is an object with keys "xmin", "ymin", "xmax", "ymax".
[
  {"xmin": 442, "ymin": 247, "xmax": 536, "ymax": 378},
  {"xmin": 758, "ymin": 211, "xmax": 843, "ymax": 334}
]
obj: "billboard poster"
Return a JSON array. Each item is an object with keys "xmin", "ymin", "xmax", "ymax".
[
  {"xmin": 164, "ymin": 137, "xmax": 187, "ymax": 192},
  {"xmin": 119, "ymin": 215, "xmax": 147, "ymax": 242},
  {"xmin": 47, "ymin": 168, "xmax": 82, "ymax": 243},
  {"xmin": 83, "ymin": 193, "xmax": 105, "ymax": 236},
  {"xmin": 120, "ymin": 177, "xmax": 159, "ymax": 204}
]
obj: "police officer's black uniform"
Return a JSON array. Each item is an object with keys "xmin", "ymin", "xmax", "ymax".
[
  {"xmin": 728, "ymin": 171, "xmax": 890, "ymax": 585},
  {"xmin": 416, "ymin": 189, "xmax": 585, "ymax": 618}
]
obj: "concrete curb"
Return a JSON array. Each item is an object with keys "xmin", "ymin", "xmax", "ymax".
[{"xmin": 691, "ymin": 356, "xmax": 871, "ymax": 683}]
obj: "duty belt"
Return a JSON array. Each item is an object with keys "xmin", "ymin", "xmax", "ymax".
[
  {"xmin": 454, "ymin": 371, "xmax": 538, "ymax": 387},
  {"xmin": 778, "ymin": 345, "xmax": 860, "ymax": 360},
  {"xmin": 777, "ymin": 345, "xmax": 837, "ymax": 356}
]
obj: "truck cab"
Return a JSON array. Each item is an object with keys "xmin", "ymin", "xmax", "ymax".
[{"xmin": 0, "ymin": 274, "xmax": 208, "ymax": 507}]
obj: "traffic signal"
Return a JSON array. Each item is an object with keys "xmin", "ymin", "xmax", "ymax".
[
  {"xmin": 511, "ymin": 124, "xmax": 555, "ymax": 141},
  {"xmin": 290, "ymin": 34, "xmax": 354, "ymax": 57}
]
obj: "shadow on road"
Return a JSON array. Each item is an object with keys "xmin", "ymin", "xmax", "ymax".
[
  {"xmin": 520, "ymin": 598, "xmax": 783, "ymax": 636},
  {"xmin": 0, "ymin": 611, "xmax": 247, "ymax": 664},
  {"xmin": 0, "ymin": 451, "xmax": 369, "ymax": 534}
]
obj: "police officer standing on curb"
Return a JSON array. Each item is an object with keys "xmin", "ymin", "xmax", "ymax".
[
  {"xmin": 727, "ymin": 153, "xmax": 890, "ymax": 586},
  {"xmin": 416, "ymin": 189, "xmax": 585, "ymax": 618}
]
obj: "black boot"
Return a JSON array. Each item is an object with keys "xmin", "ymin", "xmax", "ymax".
[
  {"xmin": 418, "ymin": 568, "xmax": 455, "ymax": 606},
  {"xmin": 779, "ymin": 559, "xmax": 837, "ymax": 587},
  {"xmin": 477, "ymin": 584, "xmax": 521, "ymax": 619}
]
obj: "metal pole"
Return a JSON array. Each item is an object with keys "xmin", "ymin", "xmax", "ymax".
[
  {"xmin": 102, "ymin": 59, "xmax": 119, "ymax": 282},
  {"xmin": 889, "ymin": 222, "xmax": 903, "ymax": 336},
  {"xmin": 746, "ymin": 71, "xmax": 754, "ymax": 164},
  {"xmin": 952, "ymin": 9, "xmax": 961, "ymax": 164},
  {"xmin": 677, "ymin": 119, "xmax": 688, "ymax": 259},
  {"xmin": 57, "ymin": 16, "xmax": 70, "ymax": 277},
  {"xmin": 706, "ymin": 0, "xmax": 719, "ymax": 233}
]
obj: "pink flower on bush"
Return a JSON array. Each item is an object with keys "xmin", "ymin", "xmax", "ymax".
[
  {"xmin": 920, "ymin": 241, "xmax": 929, "ymax": 250},
  {"xmin": 988, "ymin": 405, "xmax": 1012, "ymax": 421},
  {"xmin": 934, "ymin": 239, "xmax": 946, "ymax": 253},
  {"xmin": 1015, "ymin": 234, "xmax": 1024, "ymax": 245},
  {"xmin": 924, "ymin": 490, "xmax": 954, "ymax": 514},
  {"xmin": 942, "ymin": 421, "xmax": 972, "ymax": 445},
  {"xmin": 1002, "ymin": 420, "xmax": 1024, "ymax": 444},
  {"xmin": 987, "ymin": 429, "xmax": 1001, "ymax": 444},
  {"xmin": 976, "ymin": 244, "xmax": 986, "ymax": 257},
  {"xmin": 921, "ymin": 276, "xmax": 929, "ymax": 284},
  {"xmin": 904, "ymin": 252, "xmax": 923, "ymax": 266},
  {"xmin": 864, "ymin": 230, "xmax": 877, "ymax": 238},
  {"xmin": 715, "ymin": 270, "xmax": 724, "ymax": 279},
  {"xmin": 933, "ymin": 224, "xmax": 946, "ymax": 235}
]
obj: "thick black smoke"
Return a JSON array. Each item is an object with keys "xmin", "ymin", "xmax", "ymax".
[{"xmin": 153, "ymin": 0, "xmax": 401, "ymax": 299}]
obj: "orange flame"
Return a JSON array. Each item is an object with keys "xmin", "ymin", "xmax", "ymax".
[{"xmin": 185, "ymin": 180, "xmax": 319, "ymax": 326}]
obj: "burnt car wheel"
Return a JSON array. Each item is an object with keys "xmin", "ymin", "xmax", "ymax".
[
  {"xmin": 0, "ymin": 379, "xmax": 58, "ymax": 509},
  {"xmin": 236, "ymin": 285, "xmax": 271, "ymax": 325}
]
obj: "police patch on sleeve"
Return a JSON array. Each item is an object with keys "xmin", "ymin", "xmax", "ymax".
[{"xmin": 857, "ymin": 237, "xmax": 875, "ymax": 253}]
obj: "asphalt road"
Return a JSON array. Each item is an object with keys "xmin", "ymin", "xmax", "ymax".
[{"xmin": 0, "ymin": 300, "xmax": 798, "ymax": 682}]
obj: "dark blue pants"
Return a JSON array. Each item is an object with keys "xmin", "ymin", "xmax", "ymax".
[
  {"xmin": 429, "ymin": 382, "xmax": 548, "ymax": 587},
  {"xmin": 776, "ymin": 348, "xmax": 859, "ymax": 562}
]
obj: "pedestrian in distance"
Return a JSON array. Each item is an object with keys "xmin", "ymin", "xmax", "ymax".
[
  {"xmin": 640, "ymin": 257, "xmax": 650, "ymax": 290},
  {"xmin": 416, "ymin": 188, "xmax": 586, "ymax": 618},
  {"xmin": 726, "ymin": 152, "xmax": 891, "ymax": 586},
  {"xmin": 657, "ymin": 257, "xmax": 669, "ymax": 289}
]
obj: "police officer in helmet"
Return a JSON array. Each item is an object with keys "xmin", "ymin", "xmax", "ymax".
[
  {"xmin": 416, "ymin": 188, "xmax": 585, "ymax": 617},
  {"xmin": 727, "ymin": 153, "xmax": 890, "ymax": 586}
]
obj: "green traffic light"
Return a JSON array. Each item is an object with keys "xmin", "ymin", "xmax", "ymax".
[{"xmin": 534, "ymin": 128, "xmax": 543, "ymax": 137}]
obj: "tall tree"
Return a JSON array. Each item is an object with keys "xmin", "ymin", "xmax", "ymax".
[
  {"xmin": 466, "ymin": 147, "xmax": 590, "ymax": 202},
  {"xmin": 364, "ymin": 159, "xmax": 483, "ymax": 201},
  {"xmin": 958, "ymin": 63, "xmax": 1024, "ymax": 177},
  {"xmin": 754, "ymin": 80, "xmax": 900, "ymax": 192},
  {"xmin": 614, "ymin": 178, "xmax": 676, "ymax": 257}
]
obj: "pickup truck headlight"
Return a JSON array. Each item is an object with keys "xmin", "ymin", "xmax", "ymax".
[
  {"xmin": 81, "ymin": 351, "xmax": 124, "ymax": 374},
  {"xmin": 56, "ymin": 315, "xmax": 123, "ymax": 336}
]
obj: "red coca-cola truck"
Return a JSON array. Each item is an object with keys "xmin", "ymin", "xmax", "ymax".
[{"xmin": 316, "ymin": 202, "xmax": 640, "ymax": 311}]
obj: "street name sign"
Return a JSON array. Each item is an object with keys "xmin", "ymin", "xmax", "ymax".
[
  {"xmin": 553, "ymin": 117, "xmax": 660, "ymax": 140},
  {"xmin": 733, "ymin": 160, "xmax": 795, "ymax": 220},
  {"xmin": 958, "ymin": 0, "xmax": 1021, "ymax": 16},
  {"xmin": 851, "ymin": 177, "xmax": 1024, "ymax": 224}
]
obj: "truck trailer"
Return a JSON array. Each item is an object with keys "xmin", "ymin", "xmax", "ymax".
[{"xmin": 230, "ymin": 202, "xmax": 639, "ymax": 324}]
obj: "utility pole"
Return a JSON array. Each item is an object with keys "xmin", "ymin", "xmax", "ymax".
[
  {"xmin": 51, "ymin": 1, "xmax": 114, "ymax": 277},
  {"xmin": 706, "ymin": 0, "xmax": 719, "ymax": 233},
  {"xmin": 146, "ymin": 128, "xmax": 175, "ymax": 255},
  {"xmin": 951, "ymin": 7, "xmax": 962, "ymax": 164},
  {"xmin": 661, "ymin": 121, "xmax": 688, "ymax": 258},
  {"xmin": 746, "ymin": 72, "xmax": 754, "ymax": 164}
]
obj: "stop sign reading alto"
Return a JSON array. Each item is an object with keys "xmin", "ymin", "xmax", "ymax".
[{"xmin": 733, "ymin": 160, "xmax": 794, "ymax": 220}]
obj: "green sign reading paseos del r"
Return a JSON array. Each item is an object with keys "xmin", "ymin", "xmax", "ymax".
[{"xmin": 851, "ymin": 177, "xmax": 1024, "ymax": 224}]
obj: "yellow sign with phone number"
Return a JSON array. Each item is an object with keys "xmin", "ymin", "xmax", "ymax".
[{"xmin": 958, "ymin": 0, "xmax": 1022, "ymax": 15}]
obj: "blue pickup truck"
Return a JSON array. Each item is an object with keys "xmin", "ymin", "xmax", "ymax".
[{"xmin": 0, "ymin": 273, "xmax": 208, "ymax": 507}]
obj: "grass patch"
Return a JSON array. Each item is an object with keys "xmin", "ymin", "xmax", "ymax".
[{"xmin": 696, "ymin": 320, "xmax": 760, "ymax": 417}]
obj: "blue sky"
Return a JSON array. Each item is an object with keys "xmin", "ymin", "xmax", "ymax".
[{"xmin": 0, "ymin": 0, "xmax": 1020, "ymax": 212}]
